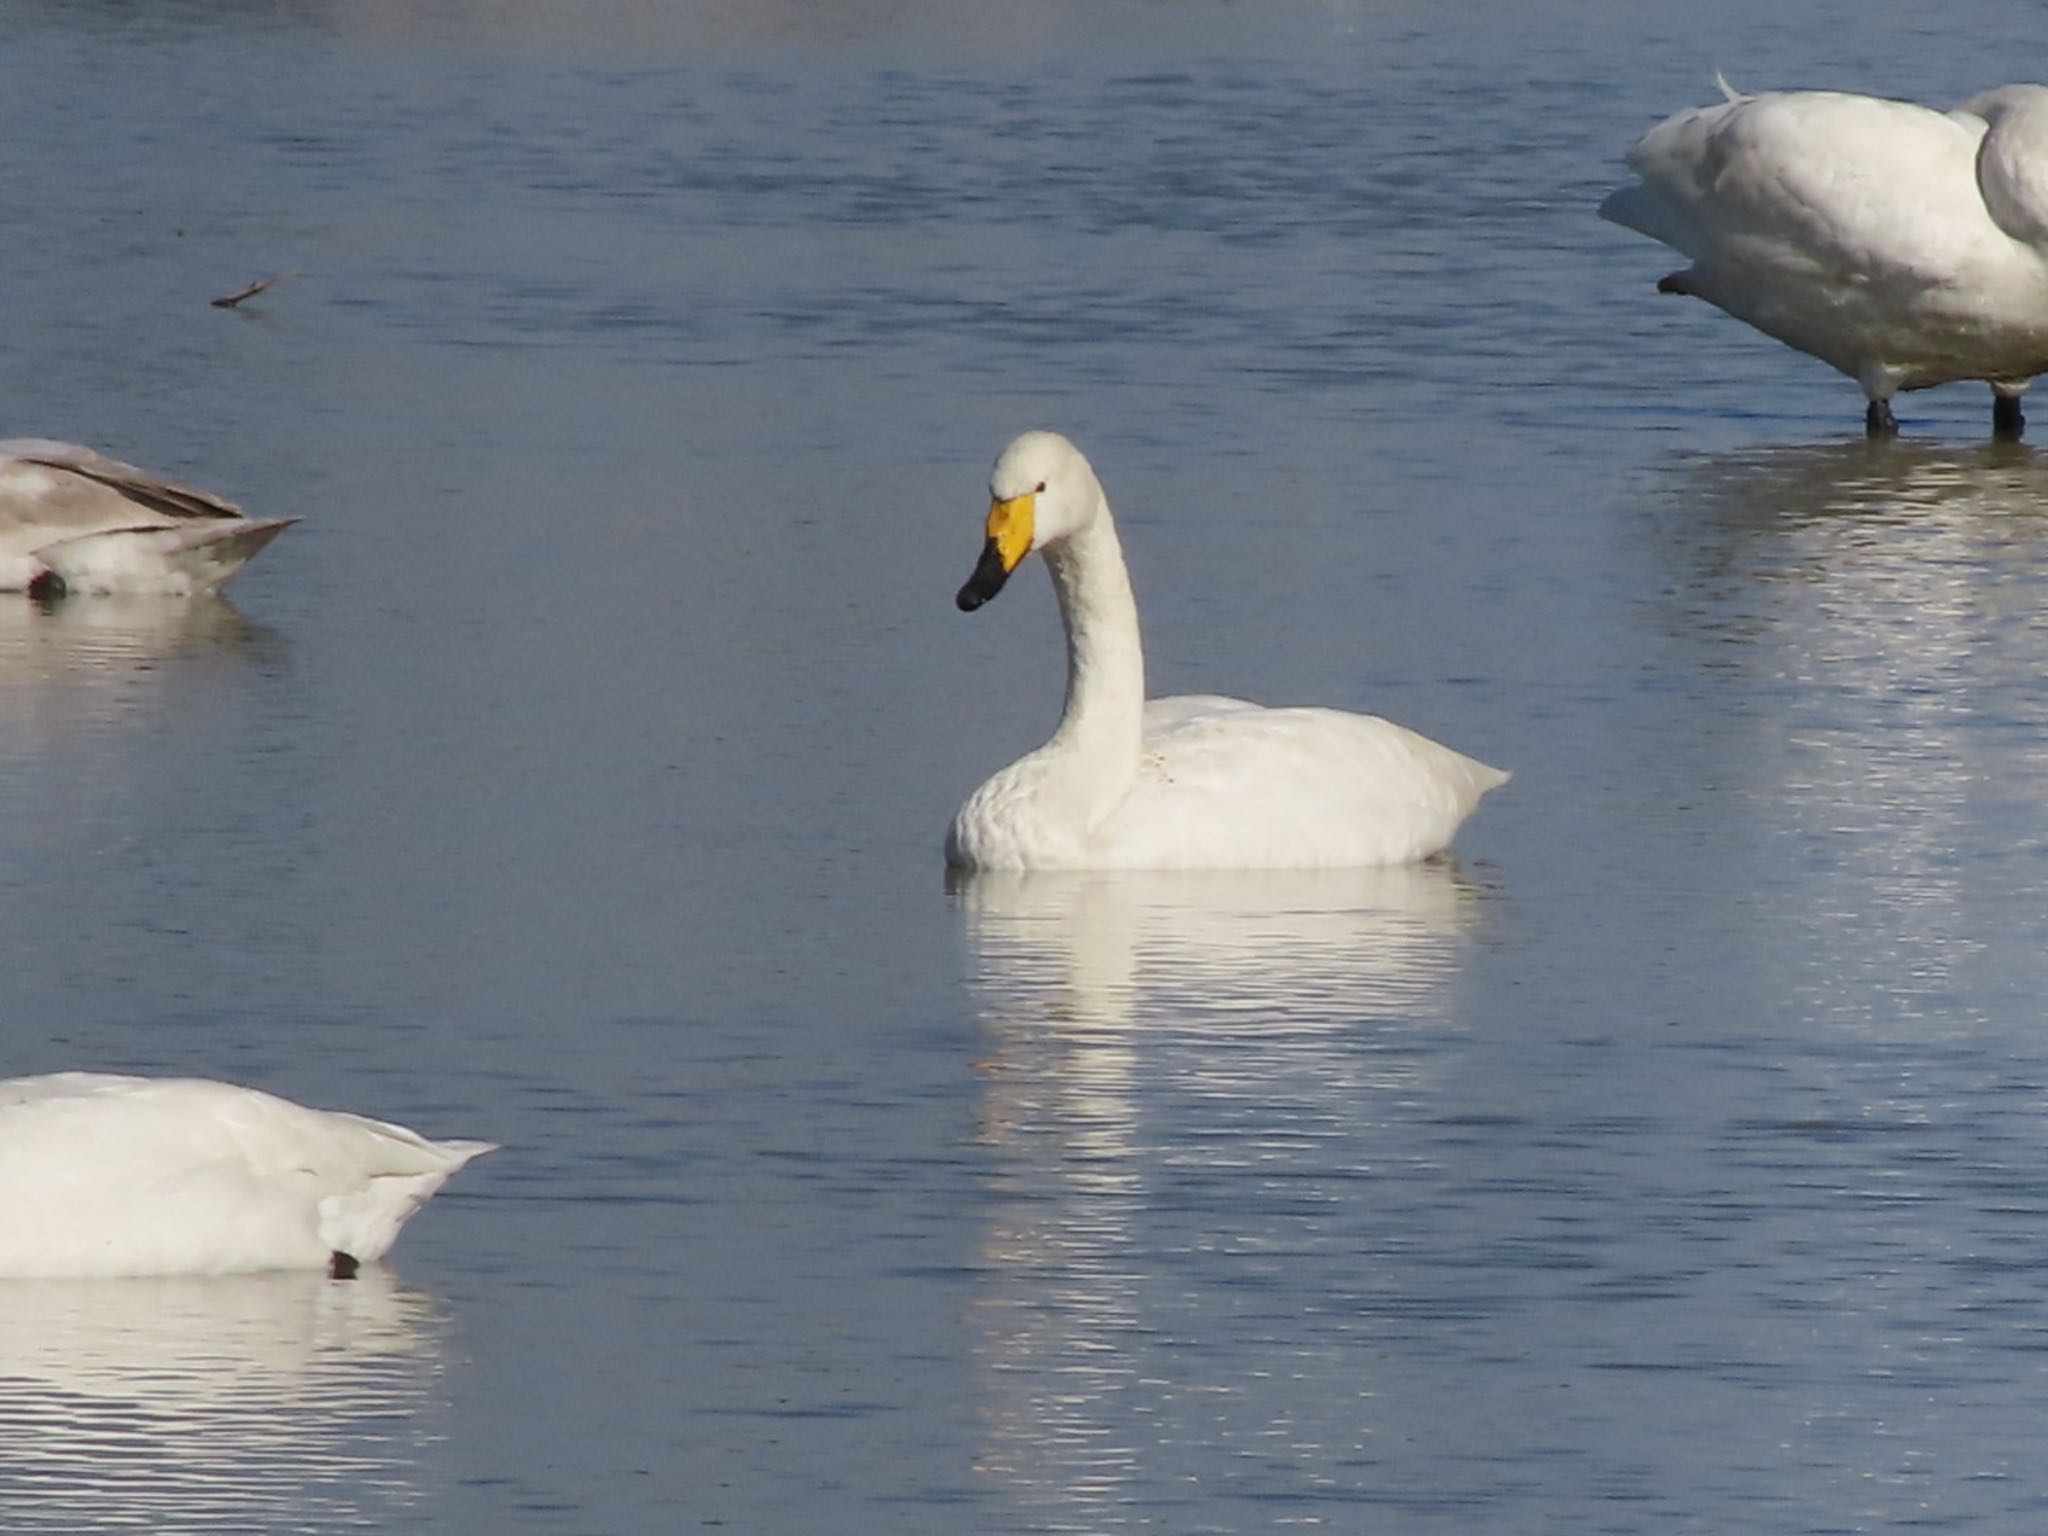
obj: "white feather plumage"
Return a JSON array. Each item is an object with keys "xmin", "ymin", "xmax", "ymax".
[
  {"xmin": 0, "ymin": 1074, "xmax": 492, "ymax": 1278},
  {"xmin": 0, "ymin": 440, "xmax": 295, "ymax": 595},
  {"xmin": 1601, "ymin": 82, "xmax": 2048, "ymax": 431}
]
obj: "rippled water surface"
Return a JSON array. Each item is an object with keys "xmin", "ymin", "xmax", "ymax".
[{"xmin": 4, "ymin": 1, "xmax": 2048, "ymax": 1531}]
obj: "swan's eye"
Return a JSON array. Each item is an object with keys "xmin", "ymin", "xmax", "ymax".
[{"xmin": 1034, "ymin": 481, "xmax": 1046, "ymax": 494}]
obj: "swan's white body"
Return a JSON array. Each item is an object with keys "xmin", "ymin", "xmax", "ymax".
[
  {"xmin": 1601, "ymin": 82, "xmax": 2048, "ymax": 431},
  {"xmin": 0, "ymin": 440, "xmax": 295, "ymax": 595},
  {"xmin": 0, "ymin": 1074, "xmax": 493, "ymax": 1278},
  {"xmin": 945, "ymin": 432, "xmax": 1507, "ymax": 871}
]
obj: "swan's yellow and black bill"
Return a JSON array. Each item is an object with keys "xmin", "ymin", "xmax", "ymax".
[{"xmin": 956, "ymin": 492, "xmax": 1035, "ymax": 612}]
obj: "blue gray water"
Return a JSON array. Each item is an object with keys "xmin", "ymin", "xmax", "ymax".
[{"xmin": 3, "ymin": 0, "xmax": 2048, "ymax": 1531}]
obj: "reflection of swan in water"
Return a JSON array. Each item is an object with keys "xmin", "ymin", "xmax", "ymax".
[
  {"xmin": 1663, "ymin": 437, "xmax": 2048, "ymax": 534},
  {"xmin": 0, "ymin": 588, "xmax": 259, "ymax": 650},
  {"xmin": 1650, "ymin": 439, "xmax": 2048, "ymax": 679},
  {"xmin": 953, "ymin": 864, "xmax": 1486, "ymax": 1523},
  {"xmin": 0, "ymin": 591, "xmax": 261, "ymax": 664},
  {"xmin": 1648, "ymin": 438, "xmax": 2048, "ymax": 1034},
  {"xmin": 0, "ymin": 1267, "xmax": 450, "ymax": 1530},
  {"xmin": 954, "ymin": 863, "xmax": 1484, "ymax": 1030},
  {"xmin": 1649, "ymin": 439, "xmax": 2048, "ymax": 679},
  {"xmin": 0, "ymin": 596, "xmax": 273, "ymax": 754}
]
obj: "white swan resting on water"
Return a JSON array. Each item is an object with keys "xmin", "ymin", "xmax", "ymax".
[
  {"xmin": 0, "ymin": 440, "xmax": 295, "ymax": 595},
  {"xmin": 1601, "ymin": 80, "xmax": 2048, "ymax": 438},
  {"xmin": 945, "ymin": 432, "xmax": 1507, "ymax": 871},
  {"xmin": 0, "ymin": 1074, "xmax": 493, "ymax": 1278}
]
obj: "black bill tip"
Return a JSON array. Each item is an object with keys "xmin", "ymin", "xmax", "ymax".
[{"xmin": 956, "ymin": 538, "xmax": 1012, "ymax": 612}]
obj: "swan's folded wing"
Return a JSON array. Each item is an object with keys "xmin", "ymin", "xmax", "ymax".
[
  {"xmin": 1140, "ymin": 693, "xmax": 1260, "ymax": 731},
  {"xmin": 0, "ymin": 439, "xmax": 245, "ymax": 521},
  {"xmin": 1114, "ymin": 703, "xmax": 1505, "ymax": 868},
  {"xmin": 1611, "ymin": 92, "xmax": 1992, "ymax": 283}
]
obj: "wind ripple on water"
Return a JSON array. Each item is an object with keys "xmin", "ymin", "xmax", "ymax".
[{"xmin": 0, "ymin": 1270, "xmax": 453, "ymax": 1533}]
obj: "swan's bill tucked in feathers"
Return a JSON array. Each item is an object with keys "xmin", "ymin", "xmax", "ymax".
[{"xmin": 945, "ymin": 432, "xmax": 1507, "ymax": 871}]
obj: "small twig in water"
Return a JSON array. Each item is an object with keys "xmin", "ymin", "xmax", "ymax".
[{"xmin": 211, "ymin": 269, "xmax": 296, "ymax": 309}]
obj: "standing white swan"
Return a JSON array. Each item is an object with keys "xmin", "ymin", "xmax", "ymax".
[
  {"xmin": 945, "ymin": 432, "xmax": 1507, "ymax": 871},
  {"xmin": 0, "ymin": 1074, "xmax": 494, "ymax": 1278},
  {"xmin": 1601, "ymin": 81, "xmax": 2048, "ymax": 438},
  {"xmin": 0, "ymin": 440, "xmax": 295, "ymax": 595}
]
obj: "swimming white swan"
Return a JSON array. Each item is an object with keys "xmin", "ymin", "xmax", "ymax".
[
  {"xmin": 0, "ymin": 440, "xmax": 295, "ymax": 595},
  {"xmin": 1601, "ymin": 81, "xmax": 2048, "ymax": 438},
  {"xmin": 0, "ymin": 1074, "xmax": 493, "ymax": 1278},
  {"xmin": 945, "ymin": 432, "xmax": 1508, "ymax": 871}
]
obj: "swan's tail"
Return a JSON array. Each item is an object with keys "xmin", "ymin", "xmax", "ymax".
[
  {"xmin": 1713, "ymin": 70, "xmax": 1743, "ymax": 103},
  {"xmin": 434, "ymin": 1139, "xmax": 500, "ymax": 1169},
  {"xmin": 35, "ymin": 517, "xmax": 297, "ymax": 596},
  {"xmin": 319, "ymin": 1131, "xmax": 496, "ymax": 1267}
]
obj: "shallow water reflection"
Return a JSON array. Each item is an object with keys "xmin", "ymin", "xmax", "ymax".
[
  {"xmin": 0, "ymin": 594, "xmax": 256, "ymax": 647},
  {"xmin": 0, "ymin": 1269, "xmax": 451, "ymax": 1531},
  {"xmin": 0, "ymin": 597, "xmax": 264, "ymax": 736},
  {"xmin": 1655, "ymin": 439, "xmax": 2048, "ymax": 634},
  {"xmin": 955, "ymin": 863, "xmax": 1485, "ymax": 1024},
  {"xmin": 1645, "ymin": 439, "xmax": 2048, "ymax": 1039},
  {"xmin": 1672, "ymin": 437, "xmax": 2048, "ymax": 523},
  {"xmin": 955, "ymin": 866, "xmax": 1487, "ymax": 1524}
]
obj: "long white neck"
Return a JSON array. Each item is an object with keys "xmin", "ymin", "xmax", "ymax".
[
  {"xmin": 1038, "ymin": 491, "xmax": 1145, "ymax": 820},
  {"xmin": 1973, "ymin": 87, "xmax": 2048, "ymax": 250}
]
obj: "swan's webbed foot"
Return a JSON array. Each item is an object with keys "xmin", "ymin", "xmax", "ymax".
[
  {"xmin": 1865, "ymin": 399, "xmax": 1899, "ymax": 438},
  {"xmin": 328, "ymin": 1250, "xmax": 360, "ymax": 1280},
  {"xmin": 1993, "ymin": 392, "xmax": 2026, "ymax": 440}
]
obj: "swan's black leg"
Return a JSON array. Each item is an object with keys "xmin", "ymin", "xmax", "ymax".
[
  {"xmin": 328, "ymin": 1250, "xmax": 360, "ymax": 1280},
  {"xmin": 1865, "ymin": 398, "xmax": 1899, "ymax": 438},
  {"xmin": 1993, "ymin": 391, "xmax": 2026, "ymax": 440}
]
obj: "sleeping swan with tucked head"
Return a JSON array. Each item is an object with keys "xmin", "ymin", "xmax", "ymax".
[
  {"xmin": 0, "ymin": 440, "xmax": 295, "ymax": 596},
  {"xmin": 945, "ymin": 432, "xmax": 1507, "ymax": 871},
  {"xmin": 1602, "ymin": 81, "xmax": 2048, "ymax": 438},
  {"xmin": 0, "ymin": 1073, "xmax": 493, "ymax": 1279}
]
